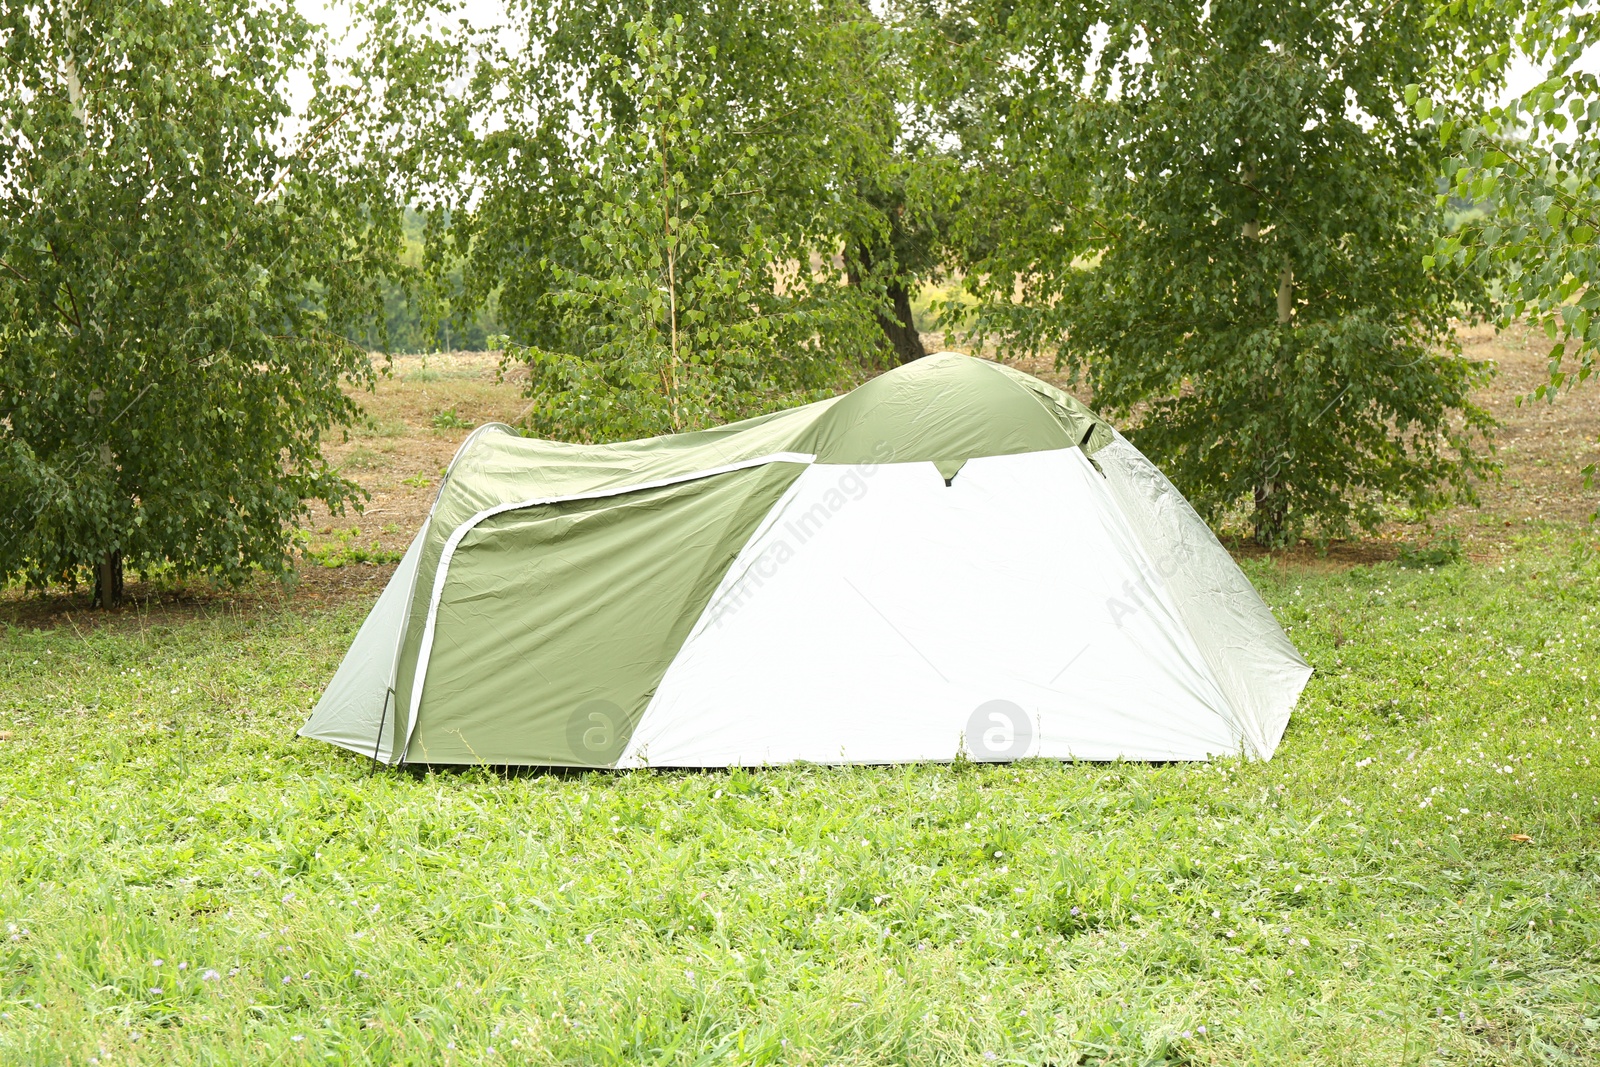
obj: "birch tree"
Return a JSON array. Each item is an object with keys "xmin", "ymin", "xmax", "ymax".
[
  {"xmin": 943, "ymin": 0, "xmax": 1507, "ymax": 546},
  {"xmin": 512, "ymin": 17, "xmax": 828, "ymax": 439},
  {"xmin": 0, "ymin": 1, "xmax": 398, "ymax": 603}
]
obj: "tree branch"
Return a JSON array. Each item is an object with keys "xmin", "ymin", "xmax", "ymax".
[{"xmin": 0, "ymin": 258, "xmax": 32, "ymax": 285}]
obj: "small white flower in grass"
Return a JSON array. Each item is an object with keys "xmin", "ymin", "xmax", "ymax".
[
  {"xmin": 178, "ymin": 961, "xmax": 187, "ymax": 971},
  {"xmin": 446, "ymin": 1041, "xmax": 455, "ymax": 1050},
  {"xmin": 152, "ymin": 958, "xmax": 164, "ymax": 967},
  {"xmin": 282, "ymin": 975, "xmax": 292, "ymax": 985},
  {"xmin": 228, "ymin": 968, "xmax": 239, "ymax": 977},
  {"xmin": 201, "ymin": 969, "xmax": 221, "ymax": 982},
  {"xmin": 149, "ymin": 987, "xmax": 163, "ymax": 996},
  {"xmin": 685, "ymin": 970, "xmax": 695, "ymax": 980},
  {"xmin": 584, "ymin": 934, "xmax": 593, "ymax": 944},
  {"xmin": 291, "ymin": 1034, "xmax": 303, "ymax": 1043},
  {"xmin": 1181, "ymin": 1030, "xmax": 1193, "ymax": 1039},
  {"xmin": 1197, "ymin": 1025, "xmax": 1208, "ymax": 1035},
  {"xmin": 983, "ymin": 1054, "xmax": 997, "ymax": 1062}
]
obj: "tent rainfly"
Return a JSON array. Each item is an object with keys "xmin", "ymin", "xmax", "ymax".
[{"xmin": 301, "ymin": 352, "xmax": 1311, "ymax": 768}]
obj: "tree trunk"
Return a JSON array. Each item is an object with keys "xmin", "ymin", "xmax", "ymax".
[
  {"xmin": 846, "ymin": 242, "xmax": 926, "ymax": 366},
  {"xmin": 70, "ymin": 55, "xmax": 122, "ymax": 604},
  {"xmin": 1253, "ymin": 478, "xmax": 1288, "ymax": 549},
  {"xmin": 93, "ymin": 549, "xmax": 123, "ymax": 608},
  {"xmin": 1254, "ymin": 259, "xmax": 1295, "ymax": 549},
  {"xmin": 1242, "ymin": 156, "xmax": 1294, "ymax": 547},
  {"xmin": 880, "ymin": 278, "xmax": 927, "ymax": 365}
]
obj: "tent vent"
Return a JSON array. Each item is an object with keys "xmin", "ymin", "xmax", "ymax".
[{"xmin": 934, "ymin": 457, "xmax": 966, "ymax": 485}]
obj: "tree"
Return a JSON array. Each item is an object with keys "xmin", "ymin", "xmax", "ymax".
[
  {"xmin": 841, "ymin": 161, "xmax": 954, "ymax": 366},
  {"xmin": 1430, "ymin": 0, "xmax": 1600, "ymax": 496},
  {"xmin": 944, "ymin": 1, "xmax": 1507, "ymax": 546},
  {"xmin": 513, "ymin": 16, "xmax": 837, "ymax": 439},
  {"xmin": 354, "ymin": 0, "xmax": 945, "ymax": 402},
  {"xmin": 0, "ymin": 1, "xmax": 398, "ymax": 604}
]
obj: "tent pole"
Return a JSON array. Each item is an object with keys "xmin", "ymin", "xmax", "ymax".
[{"xmin": 370, "ymin": 688, "xmax": 393, "ymax": 774}]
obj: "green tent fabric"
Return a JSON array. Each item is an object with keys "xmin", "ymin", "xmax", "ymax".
[
  {"xmin": 302, "ymin": 352, "xmax": 1311, "ymax": 767},
  {"xmin": 799, "ymin": 350, "xmax": 1112, "ymax": 466},
  {"xmin": 407, "ymin": 462, "xmax": 801, "ymax": 766}
]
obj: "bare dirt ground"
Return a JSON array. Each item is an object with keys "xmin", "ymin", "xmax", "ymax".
[{"xmin": 5, "ymin": 325, "xmax": 1596, "ymax": 626}]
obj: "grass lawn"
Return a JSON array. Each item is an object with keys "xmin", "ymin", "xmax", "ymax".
[{"xmin": 2, "ymin": 529, "xmax": 1597, "ymax": 1065}]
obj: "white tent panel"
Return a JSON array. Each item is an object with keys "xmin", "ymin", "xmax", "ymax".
[
  {"xmin": 623, "ymin": 448, "xmax": 1249, "ymax": 767},
  {"xmin": 296, "ymin": 528, "xmax": 426, "ymax": 762},
  {"xmin": 1094, "ymin": 432, "xmax": 1311, "ymax": 758}
]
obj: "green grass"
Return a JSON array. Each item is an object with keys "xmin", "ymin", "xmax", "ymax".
[
  {"xmin": 297, "ymin": 528, "xmax": 408, "ymax": 569},
  {"xmin": 2, "ymin": 535, "xmax": 1598, "ymax": 1065},
  {"xmin": 430, "ymin": 408, "xmax": 477, "ymax": 431}
]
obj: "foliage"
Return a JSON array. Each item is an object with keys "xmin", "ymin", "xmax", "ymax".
[
  {"xmin": 0, "ymin": 1, "xmax": 399, "ymax": 600},
  {"xmin": 367, "ymin": 212, "xmax": 505, "ymax": 355},
  {"xmin": 940, "ymin": 1, "xmax": 1507, "ymax": 547},
  {"xmin": 351, "ymin": 0, "xmax": 941, "ymax": 438},
  {"xmin": 1427, "ymin": 0, "xmax": 1600, "ymax": 493},
  {"xmin": 504, "ymin": 17, "xmax": 856, "ymax": 440},
  {"xmin": 2, "ymin": 541, "xmax": 1598, "ymax": 1062}
]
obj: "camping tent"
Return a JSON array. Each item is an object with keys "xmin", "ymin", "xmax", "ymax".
[{"xmin": 300, "ymin": 352, "xmax": 1311, "ymax": 768}]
